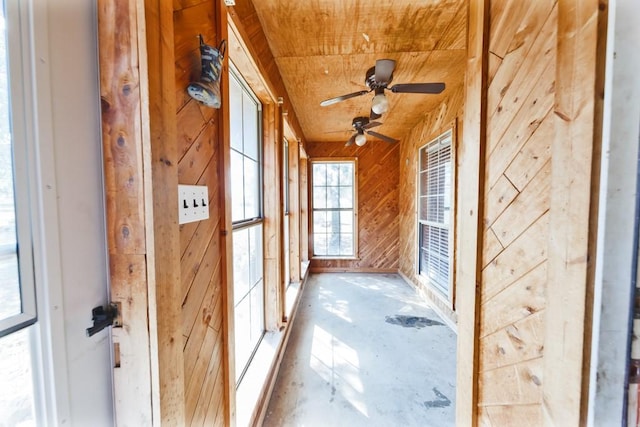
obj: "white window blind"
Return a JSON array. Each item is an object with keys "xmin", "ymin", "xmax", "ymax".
[{"xmin": 418, "ymin": 130, "xmax": 452, "ymax": 295}]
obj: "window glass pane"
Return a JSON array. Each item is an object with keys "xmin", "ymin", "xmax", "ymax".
[
  {"xmin": 339, "ymin": 186, "xmax": 352, "ymax": 209},
  {"xmin": 229, "ymin": 76, "xmax": 243, "ymax": 152},
  {"xmin": 0, "ymin": 328, "xmax": 35, "ymax": 426},
  {"xmin": 233, "ymin": 229, "xmax": 250, "ymax": 305},
  {"xmin": 231, "ymin": 150, "xmax": 245, "ymax": 222},
  {"xmin": 313, "ymin": 186, "xmax": 326, "ymax": 209},
  {"xmin": 326, "ymin": 164, "xmax": 339, "ymax": 186},
  {"xmin": 339, "ymin": 163, "xmax": 353, "ymax": 186},
  {"xmin": 234, "ymin": 297, "xmax": 251, "ymax": 382},
  {"xmin": 339, "ymin": 234, "xmax": 353, "ymax": 256},
  {"xmin": 313, "ymin": 163, "xmax": 326, "ymax": 186},
  {"xmin": 340, "ymin": 211, "xmax": 352, "ymax": 233},
  {"xmin": 243, "ymin": 157, "xmax": 259, "ymax": 219},
  {"xmin": 0, "ymin": 3, "xmax": 19, "ymax": 322},
  {"xmin": 248, "ymin": 224, "xmax": 262, "ymax": 287},
  {"xmin": 249, "ymin": 282, "xmax": 263, "ymax": 343},
  {"xmin": 326, "ymin": 187, "xmax": 339, "ymax": 209},
  {"xmin": 328, "ymin": 233, "xmax": 340, "ymax": 255},
  {"xmin": 242, "ymin": 92, "xmax": 258, "ymax": 161},
  {"xmin": 313, "ymin": 211, "xmax": 326, "ymax": 234},
  {"xmin": 314, "ymin": 234, "xmax": 327, "ymax": 256}
]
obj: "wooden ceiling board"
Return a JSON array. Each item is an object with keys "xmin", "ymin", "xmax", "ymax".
[
  {"xmin": 244, "ymin": 0, "xmax": 467, "ymax": 143},
  {"xmin": 252, "ymin": 0, "xmax": 465, "ymax": 57},
  {"xmin": 276, "ymin": 49, "xmax": 465, "ymax": 143}
]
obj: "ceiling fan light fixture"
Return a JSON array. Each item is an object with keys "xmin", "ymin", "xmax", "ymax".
[
  {"xmin": 355, "ymin": 133, "xmax": 367, "ymax": 146},
  {"xmin": 371, "ymin": 92, "xmax": 389, "ymax": 115}
]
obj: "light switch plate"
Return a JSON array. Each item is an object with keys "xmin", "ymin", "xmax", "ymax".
[{"xmin": 178, "ymin": 185, "xmax": 209, "ymax": 224}]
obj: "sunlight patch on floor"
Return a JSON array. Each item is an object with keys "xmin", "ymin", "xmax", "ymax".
[{"xmin": 309, "ymin": 324, "xmax": 368, "ymax": 417}]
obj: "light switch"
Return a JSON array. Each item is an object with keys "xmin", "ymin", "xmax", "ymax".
[{"xmin": 178, "ymin": 185, "xmax": 209, "ymax": 224}]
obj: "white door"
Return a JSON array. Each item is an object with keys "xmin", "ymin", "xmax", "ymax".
[{"xmin": 0, "ymin": 1, "xmax": 114, "ymax": 425}]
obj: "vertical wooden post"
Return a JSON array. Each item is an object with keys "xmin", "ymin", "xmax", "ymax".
[
  {"xmin": 299, "ymin": 154, "xmax": 309, "ymax": 264},
  {"xmin": 97, "ymin": 0, "xmax": 154, "ymax": 423},
  {"xmin": 214, "ymin": 1, "xmax": 235, "ymax": 425},
  {"xmin": 288, "ymin": 139, "xmax": 301, "ymax": 284},
  {"xmin": 543, "ymin": 1, "xmax": 605, "ymax": 425},
  {"xmin": 263, "ymin": 102, "xmax": 283, "ymax": 331},
  {"xmin": 144, "ymin": 0, "xmax": 186, "ymax": 424},
  {"xmin": 456, "ymin": 0, "xmax": 489, "ymax": 425}
]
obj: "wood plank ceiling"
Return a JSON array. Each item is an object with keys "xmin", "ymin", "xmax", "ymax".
[{"xmin": 247, "ymin": 0, "xmax": 467, "ymax": 144}]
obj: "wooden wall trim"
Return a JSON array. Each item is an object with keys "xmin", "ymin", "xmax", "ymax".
[
  {"xmin": 543, "ymin": 1, "xmax": 606, "ymax": 425},
  {"xmin": 144, "ymin": 0, "xmax": 186, "ymax": 424},
  {"xmin": 455, "ymin": 0, "xmax": 489, "ymax": 426},
  {"xmin": 97, "ymin": 0, "xmax": 154, "ymax": 423},
  {"xmin": 215, "ymin": 2, "xmax": 235, "ymax": 425}
]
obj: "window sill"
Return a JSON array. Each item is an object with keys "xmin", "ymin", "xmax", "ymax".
[
  {"xmin": 311, "ymin": 256, "xmax": 360, "ymax": 261},
  {"xmin": 235, "ymin": 277, "xmax": 304, "ymax": 427}
]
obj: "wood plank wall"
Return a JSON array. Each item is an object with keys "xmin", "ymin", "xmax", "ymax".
[
  {"xmin": 398, "ymin": 84, "xmax": 465, "ymax": 320},
  {"xmin": 174, "ymin": 1, "xmax": 227, "ymax": 425},
  {"xmin": 472, "ymin": 1, "xmax": 606, "ymax": 424},
  {"xmin": 476, "ymin": 2, "xmax": 556, "ymax": 422},
  {"xmin": 306, "ymin": 140, "xmax": 401, "ymax": 272}
]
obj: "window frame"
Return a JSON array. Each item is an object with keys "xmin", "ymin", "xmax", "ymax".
[
  {"xmin": 229, "ymin": 63, "xmax": 263, "ymax": 230},
  {"xmin": 310, "ymin": 158, "xmax": 358, "ymax": 259},
  {"xmin": 416, "ymin": 128, "xmax": 456, "ymax": 302},
  {"xmin": 228, "ymin": 64, "xmax": 266, "ymax": 384},
  {"xmin": 0, "ymin": 0, "xmax": 38, "ymax": 338}
]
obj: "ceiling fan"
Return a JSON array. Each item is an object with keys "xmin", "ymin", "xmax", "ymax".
[
  {"xmin": 345, "ymin": 116, "xmax": 399, "ymax": 147},
  {"xmin": 320, "ymin": 59, "xmax": 445, "ymax": 118}
]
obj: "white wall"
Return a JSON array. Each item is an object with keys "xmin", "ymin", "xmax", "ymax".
[{"xmin": 589, "ymin": 0, "xmax": 640, "ymax": 424}]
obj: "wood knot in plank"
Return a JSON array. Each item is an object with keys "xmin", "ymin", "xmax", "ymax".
[
  {"xmin": 117, "ymin": 135, "xmax": 126, "ymax": 147},
  {"xmin": 530, "ymin": 374, "xmax": 542, "ymax": 386},
  {"xmin": 159, "ymin": 157, "xmax": 173, "ymax": 166},
  {"xmin": 101, "ymin": 97, "xmax": 111, "ymax": 113}
]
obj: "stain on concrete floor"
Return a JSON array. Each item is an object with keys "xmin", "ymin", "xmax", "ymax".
[
  {"xmin": 385, "ymin": 314, "xmax": 444, "ymax": 328},
  {"xmin": 424, "ymin": 387, "xmax": 451, "ymax": 409}
]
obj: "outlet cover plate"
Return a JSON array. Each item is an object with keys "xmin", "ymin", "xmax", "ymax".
[{"xmin": 178, "ymin": 185, "xmax": 209, "ymax": 224}]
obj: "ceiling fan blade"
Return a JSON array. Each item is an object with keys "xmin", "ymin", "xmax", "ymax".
[
  {"xmin": 320, "ymin": 90, "xmax": 370, "ymax": 107},
  {"xmin": 369, "ymin": 109, "xmax": 381, "ymax": 120},
  {"xmin": 366, "ymin": 130, "xmax": 399, "ymax": 144},
  {"xmin": 375, "ymin": 59, "xmax": 396, "ymax": 84},
  {"xmin": 345, "ymin": 134, "xmax": 356, "ymax": 147},
  {"xmin": 389, "ymin": 82, "xmax": 445, "ymax": 94},
  {"xmin": 362, "ymin": 121, "xmax": 382, "ymax": 130}
]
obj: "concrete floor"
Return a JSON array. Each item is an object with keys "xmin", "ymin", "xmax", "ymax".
[{"xmin": 263, "ymin": 273, "xmax": 456, "ymax": 427}]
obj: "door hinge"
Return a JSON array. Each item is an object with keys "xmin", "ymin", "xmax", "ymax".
[{"xmin": 86, "ymin": 302, "xmax": 121, "ymax": 337}]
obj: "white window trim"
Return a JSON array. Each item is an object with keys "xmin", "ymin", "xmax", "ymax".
[
  {"xmin": 310, "ymin": 158, "xmax": 358, "ymax": 259},
  {"xmin": 1, "ymin": 0, "xmax": 74, "ymax": 424}
]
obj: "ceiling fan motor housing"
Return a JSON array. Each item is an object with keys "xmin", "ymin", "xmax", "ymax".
[
  {"xmin": 365, "ymin": 66, "xmax": 392, "ymax": 90},
  {"xmin": 352, "ymin": 116, "xmax": 370, "ymax": 130}
]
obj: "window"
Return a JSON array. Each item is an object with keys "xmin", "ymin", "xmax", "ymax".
[
  {"xmin": 418, "ymin": 130, "xmax": 453, "ymax": 297},
  {"xmin": 229, "ymin": 67, "xmax": 264, "ymax": 383},
  {"xmin": 0, "ymin": 1, "xmax": 38, "ymax": 424},
  {"xmin": 311, "ymin": 160, "xmax": 356, "ymax": 257}
]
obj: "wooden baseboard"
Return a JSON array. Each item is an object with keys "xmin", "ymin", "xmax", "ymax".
[{"xmin": 309, "ymin": 267, "xmax": 398, "ymax": 274}]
